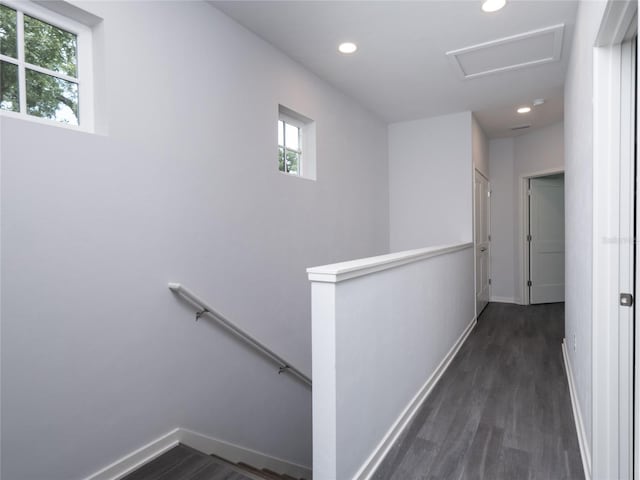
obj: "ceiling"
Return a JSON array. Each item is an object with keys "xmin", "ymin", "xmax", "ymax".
[{"xmin": 211, "ymin": 0, "xmax": 579, "ymax": 138}]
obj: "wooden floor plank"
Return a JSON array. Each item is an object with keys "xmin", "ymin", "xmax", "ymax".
[
  {"xmin": 122, "ymin": 444, "xmax": 253, "ymax": 480},
  {"xmin": 372, "ymin": 302, "xmax": 584, "ymax": 480}
]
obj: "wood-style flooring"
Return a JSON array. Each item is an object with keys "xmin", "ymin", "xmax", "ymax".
[
  {"xmin": 372, "ymin": 302, "xmax": 584, "ymax": 480},
  {"xmin": 121, "ymin": 444, "xmax": 304, "ymax": 480},
  {"xmin": 121, "ymin": 444, "xmax": 252, "ymax": 480}
]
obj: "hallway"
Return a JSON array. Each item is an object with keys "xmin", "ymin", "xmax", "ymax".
[{"xmin": 372, "ymin": 303, "xmax": 583, "ymax": 480}]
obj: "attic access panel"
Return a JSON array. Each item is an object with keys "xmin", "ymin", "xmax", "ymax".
[{"xmin": 446, "ymin": 24, "xmax": 565, "ymax": 80}]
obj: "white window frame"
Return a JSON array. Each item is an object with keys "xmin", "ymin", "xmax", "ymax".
[
  {"xmin": 0, "ymin": 0, "xmax": 93, "ymax": 131},
  {"xmin": 279, "ymin": 114, "xmax": 304, "ymax": 176},
  {"xmin": 278, "ymin": 104, "xmax": 316, "ymax": 181}
]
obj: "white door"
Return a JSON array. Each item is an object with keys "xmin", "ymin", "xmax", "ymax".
[
  {"xmin": 529, "ymin": 175, "xmax": 564, "ymax": 304},
  {"xmin": 474, "ymin": 171, "xmax": 490, "ymax": 315}
]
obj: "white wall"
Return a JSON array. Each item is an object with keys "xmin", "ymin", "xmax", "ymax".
[
  {"xmin": 488, "ymin": 138, "xmax": 516, "ymax": 302},
  {"xmin": 564, "ymin": 0, "xmax": 608, "ymax": 458},
  {"xmin": 0, "ymin": 2, "xmax": 389, "ymax": 479},
  {"xmin": 310, "ymin": 245, "xmax": 475, "ymax": 480},
  {"xmin": 472, "ymin": 115, "xmax": 489, "ymax": 178},
  {"xmin": 488, "ymin": 122, "xmax": 564, "ymax": 304},
  {"xmin": 388, "ymin": 112, "xmax": 473, "ymax": 251}
]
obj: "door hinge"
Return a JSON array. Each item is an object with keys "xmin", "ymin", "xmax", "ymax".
[
  {"xmin": 488, "ymin": 234, "xmax": 491, "ymax": 241},
  {"xmin": 527, "ymin": 234, "xmax": 532, "ymax": 242},
  {"xmin": 528, "ymin": 189, "xmax": 531, "ymax": 196},
  {"xmin": 620, "ymin": 293, "xmax": 634, "ymax": 307},
  {"xmin": 487, "ymin": 190, "xmax": 491, "ymax": 197},
  {"xmin": 488, "ymin": 278, "xmax": 492, "ymax": 285},
  {"xmin": 527, "ymin": 280, "xmax": 532, "ymax": 287}
]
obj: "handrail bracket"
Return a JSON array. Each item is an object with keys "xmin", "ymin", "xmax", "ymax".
[{"xmin": 168, "ymin": 282, "xmax": 312, "ymax": 387}]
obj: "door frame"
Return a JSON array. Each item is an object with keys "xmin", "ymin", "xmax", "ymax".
[
  {"xmin": 526, "ymin": 173, "xmax": 565, "ymax": 305},
  {"xmin": 473, "ymin": 168, "xmax": 491, "ymax": 317},
  {"xmin": 519, "ymin": 168, "xmax": 564, "ymax": 305},
  {"xmin": 592, "ymin": 2, "xmax": 637, "ymax": 479}
]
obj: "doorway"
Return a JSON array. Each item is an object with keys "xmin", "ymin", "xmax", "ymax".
[{"xmin": 527, "ymin": 174, "xmax": 565, "ymax": 304}]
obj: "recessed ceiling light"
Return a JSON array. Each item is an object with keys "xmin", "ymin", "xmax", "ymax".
[
  {"xmin": 533, "ymin": 98, "xmax": 545, "ymax": 106},
  {"xmin": 338, "ymin": 42, "xmax": 357, "ymax": 54},
  {"xmin": 517, "ymin": 106, "xmax": 532, "ymax": 114},
  {"xmin": 481, "ymin": 0, "xmax": 506, "ymax": 13}
]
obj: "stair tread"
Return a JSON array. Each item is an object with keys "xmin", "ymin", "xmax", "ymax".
[
  {"xmin": 259, "ymin": 468, "xmax": 286, "ymax": 480},
  {"xmin": 237, "ymin": 462, "xmax": 276, "ymax": 479},
  {"xmin": 237, "ymin": 462, "xmax": 301, "ymax": 480},
  {"xmin": 121, "ymin": 443, "xmax": 306, "ymax": 480},
  {"xmin": 122, "ymin": 445, "xmax": 254, "ymax": 480}
]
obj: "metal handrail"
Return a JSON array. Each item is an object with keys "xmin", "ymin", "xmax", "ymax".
[{"xmin": 168, "ymin": 283, "xmax": 312, "ymax": 387}]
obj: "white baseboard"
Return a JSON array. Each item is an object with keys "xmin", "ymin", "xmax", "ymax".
[
  {"xmin": 84, "ymin": 427, "xmax": 312, "ymax": 480},
  {"xmin": 490, "ymin": 296, "xmax": 518, "ymax": 304},
  {"xmin": 353, "ymin": 316, "xmax": 478, "ymax": 480},
  {"xmin": 85, "ymin": 428, "xmax": 182, "ymax": 480},
  {"xmin": 562, "ymin": 340, "xmax": 591, "ymax": 480}
]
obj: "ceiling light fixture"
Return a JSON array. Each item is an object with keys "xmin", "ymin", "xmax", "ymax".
[
  {"xmin": 517, "ymin": 106, "xmax": 532, "ymax": 114},
  {"xmin": 533, "ymin": 98, "xmax": 545, "ymax": 106},
  {"xmin": 338, "ymin": 42, "xmax": 358, "ymax": 54},
  {"xmin": 481, "ymin": 0, "xmax": 506, "ymax": 13}
]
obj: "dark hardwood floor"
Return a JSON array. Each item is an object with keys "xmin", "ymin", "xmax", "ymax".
[
  {"xmin": 121, "ymin": 444, "xmax": 304, "ymax": 480},
  {"xmin": 122, "ymin": 444, "xmax": 253, "ymax": 480},
  {"xmin": 372, "ymin": 302, "xmax": 584, "ymax": 480}
]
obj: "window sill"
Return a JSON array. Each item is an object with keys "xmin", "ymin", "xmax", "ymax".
[
  {"xmin": 0, "ymin": 109, "xmax": 98, "ymax": 135},
  {"xmin": 277, "ymin": 170, "xmax": 317, "ymax": 182}
]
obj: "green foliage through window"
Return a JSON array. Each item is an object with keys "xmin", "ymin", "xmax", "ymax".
[
  {"xmin": 0, "ymin": 60, "xmax": 18, "ymax": 111},
  {"xmin": 24, "ymin": 15, "xmax": 77, "ymax": 77},
  {"xmin": 26, "ymin": 69, "xmax": 78, "ymax": 122},
  {"xmin": 0, "ymin": 4, "xmax": 17, "ymax": 58},
  {"xmin": 278, "ymin": 119, "xmax": 301, "ymax": 175}
]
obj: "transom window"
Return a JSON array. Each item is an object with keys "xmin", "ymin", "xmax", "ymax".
[
  {"xmin": 278, "ymin": 117, "xmax": 302, "ymax": 176},
  {"xmin": 0, "ymin": 1, "xmax": 92, "ymax": 128}
]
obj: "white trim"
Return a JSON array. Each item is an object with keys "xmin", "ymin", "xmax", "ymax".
[
  {"xmin": 84, "ymin": 428, "xmax": 182, "ymax": 480},
  {"xmin": 596, "ymin": 0, "xmax": 637, "ymax": 46},
  {"xmin": 591, "ymin": 2, "xmax": 637, "ymax": 477},
  {"xmin": 0, "ymin": 108, "xmax": 93, "ymax": 132},
  {"xmin": 16, "ymin": 9, "xmax": 26, "ymax": 115},
  {"xmin": 2, "ymin": 0, "xmax": 90, "ymax": 37},
  {"xmin": 23, "ymin": 61, "xmax": 79, "ymax": 83},
  {"xmin": 562, "ymin": 340, "xmax": 592, "ymax": 480},
  {"xmin": 83, "ymin": 427, "xmax": 312, "ymax": 480},
  {"xmin": 489, "ymin": 295, "xmax": 518, "ymax": 304},
  {"xmin": 517, "ymin": 168, "xmax": 564, "ymax": 305},
  {"xmin": 0, "ymin": 54, "xmax": 18, "ymax": 65},
  {"xmin": 617, "ymin": 34, "xmax": 635, "ymax": 480},
  {"xmin": 307, "ymin": 242, "xmax": 473, "ymax": 283},
  {"xmin": 446, "ymin": 24, "xmax": 564, "ymax": 80},
  {"xmin": 472, "ymin": 165, "xmax": 478, "ymax": 320},
  {"xmin": 592, "ymin": 37, "xmax": 622, "ymax": 480},
  {"xmin": 352, "ymin": 317, "xmax": 477, "ymax": 480}
]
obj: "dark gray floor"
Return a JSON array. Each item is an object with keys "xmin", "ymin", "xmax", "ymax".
[
  {"xmin": 372, "ymin": 302, "xmax": 584, "ymax": 480},
  {"xmin": 122, "ymin": 444, "xmax": 304, "ymax": 480},
  {"xmin": 122, "ymin": 444, "xmax": 252, "ymax": 480}
]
